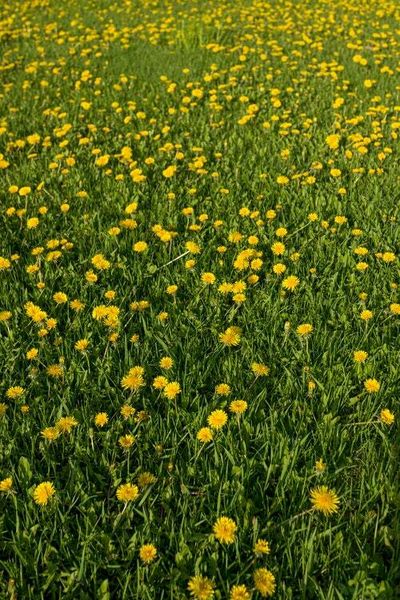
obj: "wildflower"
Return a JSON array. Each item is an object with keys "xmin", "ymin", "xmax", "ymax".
[
  {"xmin": 70, "ymin": 299, "xmax": 85, "ymax": 311},
  {"xmin": 56, "ymin": 416, "xmax": 78, "ymax": 433},
  {"xmin": 119, "ymin": 434, "xmax": 135, "ymax": 449},
  {"xmin": 254, "ymin": 539, "xmax": 271, "ymax": 556},
  {"xmin": 41, "ymin": 427, "xmax": 60, "ymax": 441},
  {"xmin": 187, "ymin": 575, "xmax": 215, "ymax": 600},
  {"xmin": 219, "ymin": 326, "xmax": 241, "ymax": 346},
  {"xmin": 271, "ymin": 242, "xmax": 285, "ymax": 255},
  {"xmin": 230, "ymin": 585, "xmax": 251, "ymax": 600},
  {"xmin": 208, "ymin": 410, "xmax": 228, "ymax": 430},
  {"xmin": 159, "ymin": 356, "xmax": 173, "ymax": 369},
  {"xmin": 251, "ymin": 362, "xmax": 269, "ymax": 376},
  {"xmin": 379, "ymin": 409, "xmax": 394, "ymax": 425},
  {"xmin": 162, "ymin": 165, "xmax": 176, "ymax": 178},
  {"xmin": 360, "ymin": 310, "xmax": 373, "ymax": 321},
  {"xmin": 282, "ymin": 275, "xmax": 299, "ymax": 291},
  {"xmin": 116, "ymin": 483, "xmax": 139, "ymax": 502},
  {"xmin": 163, "ymin": 381, "xmax": 181, "ymax": 399},
  {"xmin": 389, "ymin": 303, "xmax": 400, "ymax": 315},
  {"xmin": 91, "ymin": 254, "xmax": 110, "ymax": 270},
  {"xmin": 201, "ymin": 272, "xmax": 216, "ymax": 285},
  {"xmin": 94, "ymin": 412, "xmax": 108, "ymax": 427},
  {"xmin": 253, "ymin": 568, "xmax": 276, "ymax": 597},
  {"xmin": 75, "ymin": 339, "xmax": 89, "ymax": 351},
  {"xmin": 133, "ymin": 241, "xmax": 148, "ymax": 253},
  {"xmin": 139, "ymin": 544, "xmax": 157, "ymax": 564},
  {"xmin": 121, "ymin": 366, "xmax": 145, "ymax": 392},
  {"xmin": 296, "ymin": 323, "xmax": 313, "ymax": 336},
  {"xmin": 213, "ymin": 516, "xmax": 237, "ymax": 544},
  {"xmin": 197, "ymin": 427, "xmax": 213, "ymax": 443},
  {"xmin": 33, "ymin": 482, "xmax": 55, "ymax": 506},
  {"xmin": 6, "ymin": 386, "xmax": 25, "ymax": 399},
  {"xmin": 229, "ymin": 400, "xmax": 248, "ymax": 414},
  {"xmin": 215, "ymin": 383, "xmax": 231, "ymax": 396},
  {"xmin": 353, "ymin": 350, "xmax": 368, "ymax": 363},
  {"xmin": 310, "ymin": 486, "xmax": 340, "ymax": 515},
  {"xmin": 0, "ymin": 477, "xmax": 13, "ymax": 493},
  {"xmin": 153, "ymin": 376, "xmax": 168, "ymax": 390},
  {"xmin": 53, "ymin": 292, "xmax": 68, "ymax": 304},
  {"xmin": 315, "ymin": 458, "xmax": 326, "ymax": 473},
  {"xmin": 47, "ymin": 364, "xmax": 64, "ymax": 378},
  {"xmin": 137, "ymin": 472, "xmax": 157, "ymax": 487},
  {"xmin": 326, "ymin": 134, "xmax": 340, "ymax": 149},
  {"xmin": 364, "ymin": 379, "xmax": 380, "ymax": 393},
  {"xmin": 120, "ymin": 405, "xmax": 136, "ymax": 419}
]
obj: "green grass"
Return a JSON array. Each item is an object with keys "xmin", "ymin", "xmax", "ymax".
[{"xmin": 0, "ymin": 0, "xmax": 399, "ymax": 598}]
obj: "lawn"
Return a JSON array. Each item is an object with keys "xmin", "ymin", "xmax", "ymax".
[{"xmin": 0, "ymin": 0, "xmax": 399, "ymax": 598}]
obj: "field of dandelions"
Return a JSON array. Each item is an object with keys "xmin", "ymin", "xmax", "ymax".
[{"xmin": 0, "ymin": 0, "xmax": 399, "ymax": 598}]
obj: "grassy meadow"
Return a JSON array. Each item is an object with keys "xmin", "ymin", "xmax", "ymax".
[{"xmin": 0, "ymin": 0, "xmax": 399, "ymax": 598}]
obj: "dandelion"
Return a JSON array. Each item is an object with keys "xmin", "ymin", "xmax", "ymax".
[
  {"xmin": 251, "ymin": 362, "xmax": 269, "ymax": 376},
  {"xmin": 326, "ymin": 134, "xmax": 340, "ymax": 149},
  {"xmin": 201, "ymin": 272, "xmax": 216, "ymax": 285},
  {"xmin": 315, "ymin": 458, "xmax": 326, "ymax": 473},
  {"xmin": 53, "ymin": 292, "xmax": 68, "ymax": 304},
  {"xmin": 56, "ymin": 416, "xmax": 78, "ymax": 433},
  {"xmin": 389, "ymin": 303, "xmax": 400, "ymax": 315},
  {"xmin": 139, "ymin": 544, "xmax": 157, "ymax": 564},
  {"xmin": 360, "ymin": 310, "xmax": 373, "ymax": 321},
  {"xmin": 310, "ymin": 486, "xmax": 340, "ymax": 515},
  {"xmin": 364, "ymin": 379, "xmax": 380, "ymax": 393},
  {"xmin": 94, "ymin": 412, "xmax": 108, "ymax": 427},
  {"xmin": 120, "ymin": 405, "xmax": 136, "ymax": 420},
  {"xmin": 219, "ymin": 326, "xmax": 241, "ymax": 346},
  {"xmin": 296, "ymin": 323, "xmax": 313, "ymax": 336},
  {"xmin": 121, "ymin": 366, "xmax": 145, "ymax": 392},
  {"xmin": 282, "ymin": 275, "xmax": 299, "ymax": 291},
  {"xmin": 215, "ymin": 383, "xmax": 231, "ymax": 396},
  {"xmin": 41, "ymin": 427, "xmax": 60, "ymax": 441},
  {"xmin": 119, "ymin": 434, "xmax": 135, "ymax": 449},
  {"xmin": 163, "ymin": 381, "xmax": 181, "ymax": 400},
  {"xmin": 75, "ymin": 339, "xmax": 89, "ymax": 351},
  {"xmin": 353, "ymin": 350, "xmax": 368, "ymax": 363},
  {"xmin": 137, "ymin": 472, "xmax": 157, "ymax": 487},
  {"xmin": 230, "ymin": 585, "xmax": 251, "ymax": 600},
  {"xmin": 208, "ymin": 410, "xmax": 228, "ymax": 430},
  {"xmin": 213, "ymin": 516, "xmax": 237, "ymax": 544},
  {"xmin": 254, "ymin": 539, "xmax": 271, "ymax": 556},
  {"xmin": 253, "ymin": 568, "xmax": 276, "ymax": 597},
  {"xmin": 229, "ymin": 400, "xmax": 248, "ymax": 414},
  {"xmin": 187, "ymin": 575, "xmax": 215, "ymax": 600},
  {"xmin": 159, "ymin": 356, "xmax": 173, "ymax": 369},
  {"xmin": 116, "ymin": 483, "xmax": 139, "ymax": 502},
  {"xmin": 33, "ymin": 482, "xmax": 56, "ymax": 506},
  {"xmin": 379, "ymin": 409, "xmax": 394, "ymax": 425},
  {"xmin": 6, "ymin": 386, "xmax": 25, "ymax": 399},
  {"xmin": 0, "ymin": 477, "xmax": 13, "ymax": 493},
  {"xmin": 197, "ymin": 427, "xmax": 213, "ymax": 443}
]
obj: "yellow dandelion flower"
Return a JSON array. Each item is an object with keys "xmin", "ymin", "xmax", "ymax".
[
  {"xmin": 187, "ymin": 575, "xmax": 215, "ymax": 600},
  {"xmin": 116, "ymin": 483, "xmax": 139, "ymax": 502},
  {"xmin": 33, "ymin": 482, "xmax": 55, "ymax": 506},
  {"xmin": 310, "ymin": 486, "xmax": 340, "ymax": 515},
  {"xmin": 139, "ymin": 544, "xmax": 157, "ymax": 564},
  {"xmin": 213, "ymin": 516, "xmax": 237, "ymax": 544},
  {"xmin": 208, "ymin": 410, "xmax": 228, "ymax": 430},
  {"xmin": 253, "ymin": 568, "xmax": 276, "ymax": 597}
]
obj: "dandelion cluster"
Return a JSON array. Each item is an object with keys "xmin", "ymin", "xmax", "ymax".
[{"xmin": 0, "ymin": 0, "xmax": 398, "ymax": 596}]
